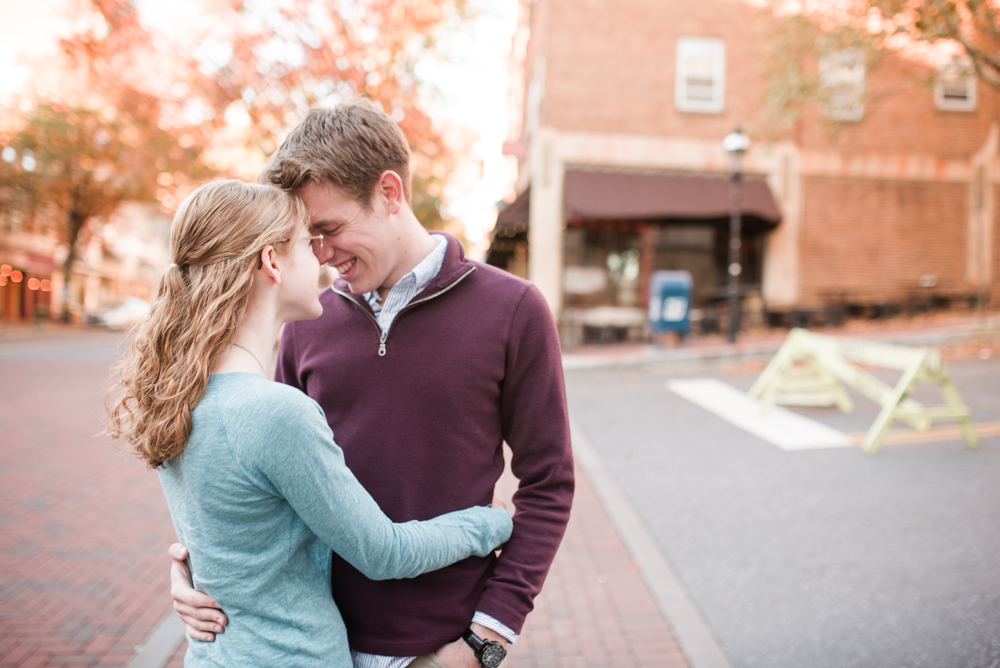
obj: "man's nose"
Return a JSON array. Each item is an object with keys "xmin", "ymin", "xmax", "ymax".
[{"xmin": 315, "ymin": 244, "xmax": 337, "ymax": 265}]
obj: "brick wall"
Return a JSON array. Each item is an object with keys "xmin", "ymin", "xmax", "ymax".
[
  {"xmin": 994, "ymin": 185, "xmax": 1000, "ymax": 304},
  {"xmin": 540, "ymin": 0, "xmax": 766, "ymax": 139},
  {"xmin": 798, "ymin": 177, "xmax": 969, "ymax": 306},
  {"xmin": 794, "ymin": 48, "xmax": 1000, "ymax": 159},
  {"xmin": 537, "ymin": 0, "xmax": 999, "ymax": 157}
]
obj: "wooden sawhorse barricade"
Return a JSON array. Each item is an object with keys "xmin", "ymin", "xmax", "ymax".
[{"xmin": 749, "ymin": 329, "xmax": 980, "ymax": 454}]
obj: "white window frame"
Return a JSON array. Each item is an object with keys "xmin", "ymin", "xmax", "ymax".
[
  {"xmin": 819, "ymin": 48, "xmax": 865, "ymax": 122},
  {"xmin": 675, "ymin": 37, "xmax": 726, "ymax": 114},
  {"xmin": 935, "ymin": 56, "xmax": 977, "ymax": 112}
]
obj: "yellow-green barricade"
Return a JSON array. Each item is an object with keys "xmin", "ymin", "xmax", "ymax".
[{"xmin": 748, "ymin": 328, "xmax": 979, "ymax": 455}]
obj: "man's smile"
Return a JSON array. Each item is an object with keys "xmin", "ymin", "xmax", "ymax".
[{"xmin": 335, "ymin": 258, "xmax": 357, "ymax": 276}]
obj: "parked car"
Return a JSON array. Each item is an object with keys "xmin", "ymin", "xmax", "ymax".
[{"xmin": 98, "ymin": 297, "xmax": 151, "ymax": 329}]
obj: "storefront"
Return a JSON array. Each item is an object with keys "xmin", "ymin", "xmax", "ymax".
[
  {"xmin": 487, "ymin": 168, "xmax": 781, "ymax": 340},
  {"xmin": 0, "ymin": 253, "xmax": 55, "ymax": 321}
]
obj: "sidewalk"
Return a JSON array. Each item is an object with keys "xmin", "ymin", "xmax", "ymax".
[
  {"xmin": 563, "ymin": 310, "xmax": 1000, "ymax": 371},
  {"xmin": 0, "ymin": 321, "xmax": 100, "ymax": 341}
]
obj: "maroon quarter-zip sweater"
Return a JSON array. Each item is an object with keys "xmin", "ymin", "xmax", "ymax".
[{"xmin": 275, "ymin": 233, "xmax": 574, "ymax": 657}]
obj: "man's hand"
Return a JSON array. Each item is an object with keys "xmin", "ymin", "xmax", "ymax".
[
  {"xmin": 434, "ymin": 623, "xmax": 507, "ymax": 668},
  {"xmin": 169, "ymin": 543, "xmax": 228, "ymax": 641}
]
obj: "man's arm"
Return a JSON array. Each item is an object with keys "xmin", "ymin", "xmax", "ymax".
[
  {"xmin": 437, "ymin": 285, "xmax": 575, "ymax": 667},
  {"xmin": 480, "ymin": 284, "xmax": 574, "ymax": 626},
  {"xmin": 168, "ymin": 544, "xmax": 228, "ymax": 641}
]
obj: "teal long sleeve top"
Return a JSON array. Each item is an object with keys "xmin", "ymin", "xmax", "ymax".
[{"xmin": 157, "ymin": 373, "xmax": 513, "ymax": 668}]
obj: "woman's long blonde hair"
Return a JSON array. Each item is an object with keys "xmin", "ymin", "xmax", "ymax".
[{"xmin": 108, "ymin": 180, "xmax": 309, "ymax": 469}]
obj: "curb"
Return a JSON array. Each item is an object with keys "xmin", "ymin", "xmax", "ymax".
[
  {"xmin": 126, "ymin": 611, "xmax": 185, "ymax": 668},
  {"xmin": 570, "ymin": 418, "xmax": 735, "ymax": 668},
  {"xmin": 562, "ymin": 324, "xmax": 1000, "ymax": 372}
]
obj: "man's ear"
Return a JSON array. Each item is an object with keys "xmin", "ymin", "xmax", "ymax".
[
  {"xmin": 256, "ymin": 245, "xmax": 281, "ymax": 285},
  {"xmin": 376, "ymin": 170, "xmax": 404, "ymax": 215}
]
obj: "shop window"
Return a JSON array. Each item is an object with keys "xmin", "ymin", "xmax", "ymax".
[
  {"xmin": 935, "ymin": 56, "xmax": 976, "ymax": 112},
  {"xmin": 820, "ymin": 48, "xmax": 865, "ymax": 121},
  {"xmin": 675, "ymin": 37, "xmax": 725, "ymax": 114},
  {"xmin": 563, "ymin": 224, "xmax": 641, "ymax": 308}
]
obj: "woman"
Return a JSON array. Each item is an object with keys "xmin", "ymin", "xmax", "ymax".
[{"xmin": 107, "ymin": 180, "xmax": 512, "ymax": 667}]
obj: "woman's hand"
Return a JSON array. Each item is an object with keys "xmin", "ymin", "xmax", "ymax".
[{"xmin": 169, "ymin": 543, "xmax": 228, "ymax": 641}]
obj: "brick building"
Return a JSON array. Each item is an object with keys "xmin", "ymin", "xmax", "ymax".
[
  {"xmin": 0, "ymin": 201, "xmax": 170, "ymax": 323},
  {"xmin": 487, "ymin": 0, "xmax": 1000, "ymax": 338}
]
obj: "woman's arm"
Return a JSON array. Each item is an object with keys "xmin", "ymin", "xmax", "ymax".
[{"xmin": 250, "ymin": 397, "xmax": 512, "ymax": 581}]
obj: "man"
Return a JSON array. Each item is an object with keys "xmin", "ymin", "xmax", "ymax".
[{"xmin": 169, "ymin": 99, "xmax": 574, "ymax": 668}]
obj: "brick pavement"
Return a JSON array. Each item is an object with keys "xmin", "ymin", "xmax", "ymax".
[
  {"xmin": 2, "ymin": 329, "xmax": 689, "ymax": 668},
  {"xmin": 0, "ymin": 348, "xmax": 179, "ymax": 667},
  {"xmin": 496, "ymin": 461, "xmax": 688, "ymax": 668}
]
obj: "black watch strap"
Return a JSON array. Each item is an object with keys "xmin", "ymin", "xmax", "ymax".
[{"xmin": 461, "ymin": 627, "xmax": 507, "ymax": 668}]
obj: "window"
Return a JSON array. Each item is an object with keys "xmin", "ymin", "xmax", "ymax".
[
  {"xmin": 819, "ymin": 48, "xmax": 865, "ymax": 121},
  {"xmin": 675, "ymin": 37, "xmax": 725, "ymax": 114},
  {"xmin": 935, "ymin": 56, "xmax": 977, "ymax": 112}
]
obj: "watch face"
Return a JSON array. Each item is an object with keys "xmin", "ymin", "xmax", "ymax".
[{"xmin": 479, "ymin": 643, "xmax": 506, "ymax": 668}]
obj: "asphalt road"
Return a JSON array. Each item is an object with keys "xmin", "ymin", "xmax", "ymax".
[{"xmin": 565, "ymin": 359, "xmax": 1000, "ymax": 668}]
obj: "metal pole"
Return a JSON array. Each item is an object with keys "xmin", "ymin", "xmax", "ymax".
[{"xmin": 727, "ymin": 157, "xmax": 743, "ymax": 343}]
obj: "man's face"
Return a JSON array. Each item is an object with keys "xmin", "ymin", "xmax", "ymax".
[{"xmin": 296, "ymin": 180, "xmax": 398, "ymax": 296}]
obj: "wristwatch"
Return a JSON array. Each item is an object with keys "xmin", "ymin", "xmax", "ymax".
[{"xmin": 461, "ymin": 627, "xmax": 507, "ymax": 668}]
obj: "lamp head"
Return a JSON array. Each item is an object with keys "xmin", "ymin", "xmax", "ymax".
[{"xmin": 723, "ymin": 128, "xmax": 750, "ymax": 156}]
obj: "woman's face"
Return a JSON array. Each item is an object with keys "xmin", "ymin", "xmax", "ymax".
[{"xmin": 277, "ymin": 228, "xmax": 324, "ymax": 323}]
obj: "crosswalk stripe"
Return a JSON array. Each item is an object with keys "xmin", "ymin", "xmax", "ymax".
[{"xmin": 667, "ymin": 378, "xmax": 853, "ymax": 451}]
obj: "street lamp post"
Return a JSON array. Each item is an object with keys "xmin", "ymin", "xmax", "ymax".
[{"xmin": 723, "ymin": 128, "xmax": 750, "ymax": 344}]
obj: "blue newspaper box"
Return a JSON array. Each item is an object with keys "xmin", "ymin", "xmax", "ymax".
[{"xmin": 648, "ymin": 270, "xmax": 692, "ymax": 334}]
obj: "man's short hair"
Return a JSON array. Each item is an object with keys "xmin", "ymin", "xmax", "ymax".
[{"xmin": 260, "ymin": 99, "xmax": 411, "ymax": 209}]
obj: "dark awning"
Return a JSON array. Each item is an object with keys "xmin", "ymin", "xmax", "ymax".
[
  {"xmin": 491, "ymin": 169, "xmax": 781, "ymax": 235},
  {"xmin": 563, "ymin": 168, "xmax": 781, "ymax": 225},
  {"xmin": 496, "ymin": 186, "xmax": 530, "ymax": 229}
]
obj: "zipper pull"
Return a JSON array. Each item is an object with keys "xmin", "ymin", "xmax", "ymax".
[{"xmin": 378, "ymin": 330, "xmax": 387, "ymax": 357}]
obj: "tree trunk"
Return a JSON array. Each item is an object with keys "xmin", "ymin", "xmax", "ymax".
[{"xmin": 60, "ymin": 209, "xmax": 88, "ymax": 323}]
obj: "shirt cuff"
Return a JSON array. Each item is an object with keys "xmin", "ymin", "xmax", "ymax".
[{"xmin": 472, "ymin": 612, "xmax": 518, "ymax": 645}]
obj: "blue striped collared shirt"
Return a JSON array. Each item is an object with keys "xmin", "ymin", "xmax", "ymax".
[{"xmin": 363, "ymin": 235, "xmax": 446, "ymax": 334}]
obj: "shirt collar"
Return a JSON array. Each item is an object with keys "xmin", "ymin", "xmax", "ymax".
[{"xmin": 364, "ymin": 234, "xmax": 448, "ymax": 307}]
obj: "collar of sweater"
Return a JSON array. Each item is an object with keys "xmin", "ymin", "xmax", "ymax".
[{"xmin": 331, "ymin": 231, "xmax": 475, "ymax": 310}]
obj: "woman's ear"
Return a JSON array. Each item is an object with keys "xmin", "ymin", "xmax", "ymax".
[{"xmin": 256, "ymin": 246, "xmax": 281, "ymax": 285}]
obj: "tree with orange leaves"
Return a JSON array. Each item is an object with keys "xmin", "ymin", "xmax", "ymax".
[
  {"xmin": 3, "ymin": 0, "xmax": 474, "ymax": 319},
  {"xmin": 170, "ymin": 0, "xmax": 473, "ymax": 230},
  {"xmin": 0, "ymin": 0, "xmax": 215, "ymax": 319}
]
